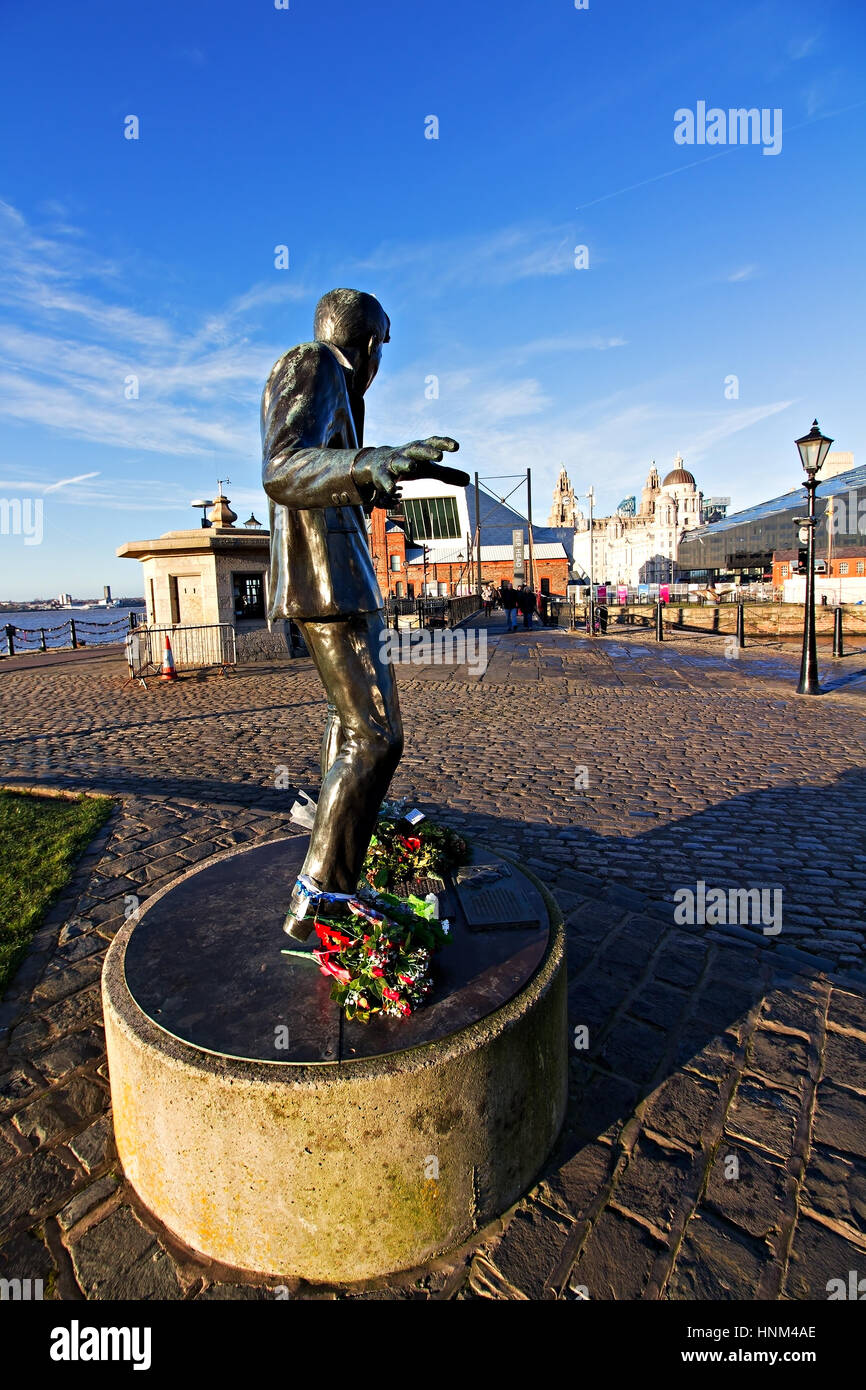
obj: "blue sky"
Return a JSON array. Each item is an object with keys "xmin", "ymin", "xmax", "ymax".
[{"xmin": 0, "ymin": 0, "xmax": 864, "ymax": 599}]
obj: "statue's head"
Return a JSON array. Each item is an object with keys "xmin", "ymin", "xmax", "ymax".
[{"xmin": 314, "ymin": 288, "xmax": 391, "ymax": 395}]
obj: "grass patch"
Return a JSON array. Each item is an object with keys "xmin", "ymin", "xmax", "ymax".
[{"xmin": 0, "ymin": 790, "xmax": 113, "ymax": 999}]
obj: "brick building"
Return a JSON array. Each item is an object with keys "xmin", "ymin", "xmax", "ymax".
[{"xmin": 367, "ymin": 478, "xmax": 572, "ymax": 598}]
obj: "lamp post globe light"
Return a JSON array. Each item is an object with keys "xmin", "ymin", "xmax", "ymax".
[{"xmin": 795, "ymin": 419, "xmax": 834, "ymax": 696}]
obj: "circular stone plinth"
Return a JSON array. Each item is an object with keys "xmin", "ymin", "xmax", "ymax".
[{"xmin": 102, "ymin": 836, "xmax": 567, "ymax": 1282}]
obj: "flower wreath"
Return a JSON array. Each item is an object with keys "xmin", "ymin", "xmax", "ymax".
[{"xmin": 308, "ymin": 891, "xmax": 451, "ymax": 1023}]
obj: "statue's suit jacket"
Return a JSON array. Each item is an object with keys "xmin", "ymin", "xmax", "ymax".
[{"xmin": 261, "ymin": 341, "xmax": 384, "ymax": 621}]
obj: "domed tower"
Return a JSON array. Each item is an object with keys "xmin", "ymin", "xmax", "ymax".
[{"xmin": 661, "ymin": 454, "xmax": 701, "ymax": 528}]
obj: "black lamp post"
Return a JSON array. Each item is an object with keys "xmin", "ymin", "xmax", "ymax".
[{"xmin": 795, "ymin": 419, "xmax": 833, "ymax": 695}]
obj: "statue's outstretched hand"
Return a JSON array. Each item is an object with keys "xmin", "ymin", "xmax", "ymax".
[{"xmin": 354, "ymin": 437, "xmax": 467, "ymax": 498}]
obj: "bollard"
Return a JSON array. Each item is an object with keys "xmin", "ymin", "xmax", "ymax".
[
  {"xmin": 833, "ymin": 605, "xmax": 844, "ymax": 658},
  {"xmin": 40, "ymin": 628, "xmax": 47, "ymax": 652},
  {"xmin": 736, "ymin": 602, "xmax": 746, "ymax": 649},
  {"xmin": 4, "ymin": 624, "xmax": 14, "ymax": 658},
  {"xmin": 655, "ymin": 601, "xmax": 664, "ymax": 642},
  {"xmin": 70, "ymin": 619, "xmax": 77, "ymax": 649}
]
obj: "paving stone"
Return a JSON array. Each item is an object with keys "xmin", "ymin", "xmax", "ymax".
[
  {"xmin": 539, "ymin": 1140, "xmax": 615, "ymax": 1219},
  {"xmin": 0, "ymin": 1068, "xmax": 42, "ymax": 1111},
  {"xmin": 67, "ymin": 1114, "xmax": 115, "ymax": 1175},
  {"xmin": 0, "ymin": 1129, "xmax": 23, "ymax": 1167},
  {"xmin": 823, "ymin": 1030, "xmax": 866, "ymax": 1093},
  {"xmin": 484, "ymin": 1205, "xmax": 574, "ymax": 1298},
  {"xmin": 667, "ymin": 1214, "xmax": 770, "ymax": 1300},
  {"xmin": 702, "ymin": 1141, "xmax": 792, "ymax": 1240},
  {"xmin": 57, "ymin": 1174, "xmax": 120, "ymax": 1231},
  {"xmin": 614, "ymin": 1133, "xmax": 701, "ymax": 1232},
  {"xmin": 0, "ymin": 1228, "xmax": 57, "ymax": 1294},
  {"xmin": 812, "ymin": 1082, "xmax": 866, "ymax": 1160},
  {"xmin": 745, "ymin": 1028, "xmax": 813, "ymax": 1096},
  {"xmin": 784, "ymin": 1214, "xmax": 866, "ymax": 1301},
  {"xmin": 598, "ymin": 1018, "xmax": 668, "ymax": 1085},
  {"xmin": 801, "ymin": 1145, "xmax": 866, "ymax": 1238},
  {"xmin": 641, "ymin": 1070, "xmax": 720, "ymax": 1146},
  {"xmin": 11, "ymin": 1077, "xmax": 106, "ymax": 1146},
  {"xmin": 41, "ymin": 984, "xmax": 103, "ymax": 1036},
  {"xmin": 725, "ymin": 1079, "xmax": 802, "ymax": 1158},
  {"xmin": 0, "ymin": 1150, "xmax": 77, "ymax": 1226},
  {"xmin": 34, "ymin": 1029, "xmax": 104, "ymax": 1083},
  {"xmin": 569, "ymin": 1207, "xmax": 662, "ymax": 1300},
  {"xmin": 827, "ymin": 989, "xmax": 866, "ymax": 1038},
  {"xmin": 572, "ymin": 1072, "xmax": 639, "ymax": 1142},
  {"xmin": 629, "ymin": 980, "xmax": 690, "ymax": 1031},
  {"xmin": 67, "ymin": 1205, "xmax": 184, "ymax": 1299}
]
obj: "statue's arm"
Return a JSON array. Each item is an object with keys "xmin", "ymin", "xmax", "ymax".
[{"xmin": 261, "ymin": 347, "xmax": 373, "ymax": 510}]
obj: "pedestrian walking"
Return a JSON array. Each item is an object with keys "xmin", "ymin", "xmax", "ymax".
[
  {"xmin": 481, "ymin": 583, "xmax": 494, "ymax": 617},
  {"xmin": 501, "ymin": 582, "xmax": 518, "ymax": 631},
  {"xmin": 518, "ymin": 584, "xmax": 537, "ymax": 629}
]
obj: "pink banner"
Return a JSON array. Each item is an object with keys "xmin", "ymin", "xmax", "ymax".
[{"xmin": 659, "ymin": 583, "xmax": 670, "ymax": 603}]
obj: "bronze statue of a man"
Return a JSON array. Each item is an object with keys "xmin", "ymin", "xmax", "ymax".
[{"xmin": 261, "ymin": 288, "xmax": 465, "ymax": 939}]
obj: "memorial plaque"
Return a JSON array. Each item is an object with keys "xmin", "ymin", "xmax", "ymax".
[{"xmin": 455, "ymin": 852, "xmax": 545, "ymax": 930}]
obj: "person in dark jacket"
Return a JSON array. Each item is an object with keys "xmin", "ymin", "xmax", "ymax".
[
  {"xmin": 518, "ymin": 585, "xmax": 537, "ymax": 629},
  {"xmin": 501, "ymin": 582, "xmax": 518, "ymax": 631}
]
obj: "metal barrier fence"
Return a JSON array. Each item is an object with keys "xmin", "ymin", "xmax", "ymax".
[{"xmin": 125, "ymin": 624, "xmax": 237, "ymax": 685}]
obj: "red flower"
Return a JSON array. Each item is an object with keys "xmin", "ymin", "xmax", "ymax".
[
  {"xmin": 371, "ymin": 967, "xmax": 384, "ymax": 978},
  {"xmin": 314, "ymin": 922, "xmax": 352, "ymax": 948},
  {"xmin": 397, "ymin": 835, "xmax": 421, "ymax": 852},
  {"xmin": 382, "ymin": 986, "xmax": 401, "ymax": 1002},
  {"xmin": 312, "ymin": 949, "xmax": 352, "ymax": 983}
]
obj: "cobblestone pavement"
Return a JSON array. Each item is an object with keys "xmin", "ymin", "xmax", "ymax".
[{"xmin": 1, "ymin": 621, "xmax": 865, "ymax": 1299}]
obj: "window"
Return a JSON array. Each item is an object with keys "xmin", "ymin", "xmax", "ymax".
[
  {"xmin": 233, "ymin": 572, "xmax": 265, "ymax": 619},
  {"xmin": 858, "ymin": 562, "xmax": 865, "ymax": 576},
  {"xmin": 541, "ymin": 578, "xmax": 550, "ymax": 595},
  {"xmin": 402, "ymin": 495, "xmax": 461, "ymax": 541},
  {"xmin": 781, "ymin": 564, "xmax": 788, "ymax": 577},
  {"xmin": 840, "ymin": 562, "xmax": 849, "ymax": 576},
  {"xmin": 395, "ymin": 581, "xmax": 404, "ymax": 597},
  {"xmin": 390, "ymin": 553, "xmax": 401, "ymax": 571}
]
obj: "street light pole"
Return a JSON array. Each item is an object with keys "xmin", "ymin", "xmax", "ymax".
[
  {"xmin": 795, "ymin": 419, "xmax": 833, "ymax": 696},
  {"xmin": 587, "ymin": 485, "xmax": 595, "ymax": 637}
]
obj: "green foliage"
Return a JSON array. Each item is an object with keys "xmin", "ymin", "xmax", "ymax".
[
  {"xmin": 363, "ymin": 817, "xmax": 469, "ymax": 890},
  {"xmin": 0, "ymin": 791, "xmax": 113, "ymax": 998},
  {"xmin": 311, "ymin": 892, "xmax": 453, "ymax": 1024}
]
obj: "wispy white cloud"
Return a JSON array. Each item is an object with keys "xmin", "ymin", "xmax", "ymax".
[
  {"xmin": 727, "ymin": 265, "xmax": 758, "ymax": 282},
  {"xmin": 353, "ymin": 223, "xmax": 579, "ymax": 289}
]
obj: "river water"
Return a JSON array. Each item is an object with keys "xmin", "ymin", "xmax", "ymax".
[{"xmin": 1, "ymin": 604, "xmax": 146, "ymax": 652}]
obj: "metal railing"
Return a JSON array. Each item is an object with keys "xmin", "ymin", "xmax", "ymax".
[
  {"xmin": 125, "ymin": 623, "xmax": 237, "ymax": 685},
  {"xmin": 1, "ymin": 613, "xmax": 140, "ymax": 657},
  {"xmin": 385, "ymin": 595, "xmax": 482, "ymax": 629}
]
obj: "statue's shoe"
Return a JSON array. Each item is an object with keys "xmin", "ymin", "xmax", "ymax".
[{"xmin": 283, "ymin": 910, "xmax": 315, "ymax": 942}]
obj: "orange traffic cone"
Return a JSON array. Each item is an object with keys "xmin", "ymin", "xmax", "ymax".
[{"xmin": 161, "ymin": 633, "xmax": 177, "ymax": 681}]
